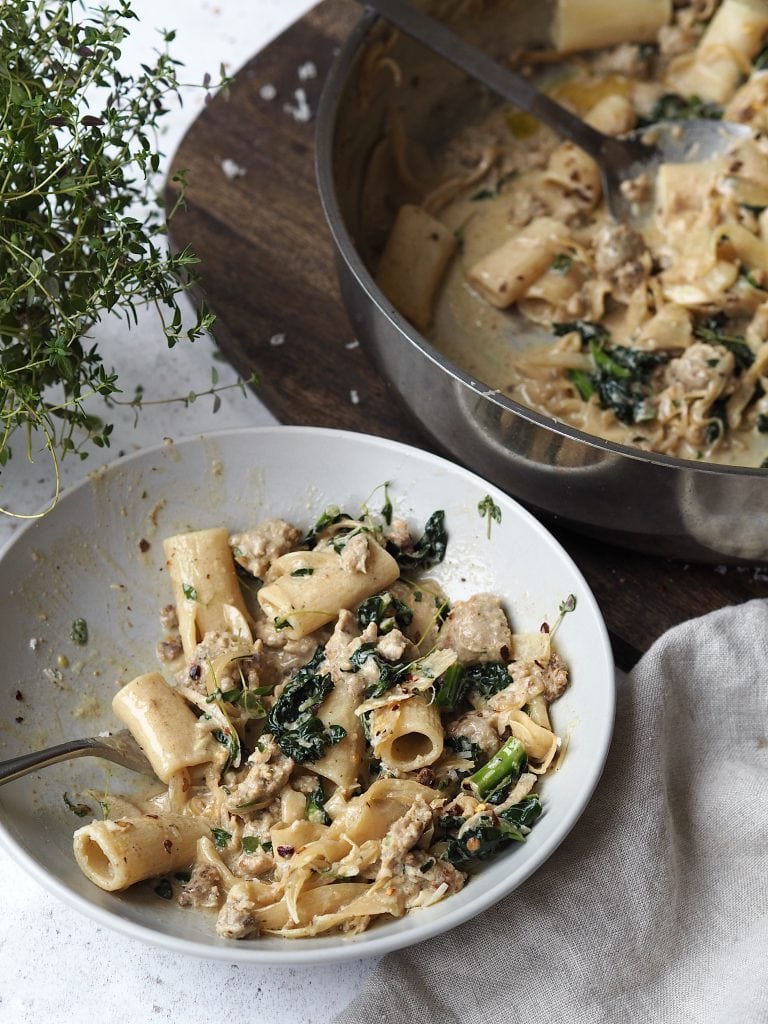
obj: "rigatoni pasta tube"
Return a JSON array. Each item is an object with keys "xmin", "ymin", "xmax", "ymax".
[
  {"xmin": 544, "ymin": 144, "xmax": 602, "ymax": 209},
  {"xmin": 467, "ymin": 218, "xmax": 570, "ymax": 309},
  {"xmin": 257, "ymin": 537, "xmax": 400, "ymax": 639},
  {"xmin": 73, "ymin": 814, "xmax": 207, "ymax": 891},
  {"xmin": 164, "ymin": 528, "xmax": 251, "ymax": 659},
  {"xmin": 665, "ymin": 0, "xmax": 768, "ymax": 103},
  {"xmin": 375, "ymin": 204, "xmax": 457, "ymax": 332},
  {"xmin": 311, "ymin": 680, "xmax": 365, "ymax": 794},
  {"xmin": 369, "ymin": 695, "xmax": 444, "ymax": 773},
  {"xmin": 112, "ymin": 672, "xmax": 215, "ymax": 783},
  {"xmin": 553, "ymin": 0, "xmax": 671, "ymax": 53}
]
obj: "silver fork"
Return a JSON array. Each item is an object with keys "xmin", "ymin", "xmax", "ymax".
[{"xmin": 0, "ymin": 730, "xmax": 155, "ymax": 785}]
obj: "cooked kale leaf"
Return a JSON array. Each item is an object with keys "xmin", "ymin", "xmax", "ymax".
[
  {"xmin": 434, "ymin": 663, "xmax": 469, "ymax": 711},
  {"xmin": 553, "ymin": 319, "xmax": 609, "ymax": 345},
  {"xmin": 462, "ymin": 661, "xmax": 510, "ymax": 699},
  {"xmin": 705, "ymin": 397, "xmax": 729, "ymax": 445},
  {"xmin": 348, "ymin": 641, "xmax": 407, "ymax": 699},
  {"xmin": 301, "ymin": 506, "xmax": 349, "ymax": 547},
  {"xmin": 356, "ymin": 591, "xmax": 413, "ymax": 634},
  {"xmin": 442, "ymin": 796, "xmax": 543, "ymax": 865},
  {"xmin": 442, "ymin": 815, "xmax": 524, "ymax": 864},
  {"xmin": 444, "ymin": 734, "xmax": 487, "ymax": 771},
  {"xmin": 500, "ymin": 793, "xmax": 543, "ymax": 829},
  {"xmin": 266, "ymin": 646, "xmax": 346, "ymax": 762},
  {"xmin": 438, "ymin": 813, "xmax": 466, "ymax": 832},
  {"xmin": 388, "ymin": 510, "xmax": 447, "ymax": 571},
  {"xmin": 694, "ymin": 316, "xmax": 754, "ymax": 371},
  {"xmin": 306, "ymin": 784, "xmax": 330, "ymax": 825},
  {"xmin": 640, "ymin": 93, "xmax": 723, "ymax": 125},
  {"xmin": 557, "ymin": 322, "xmax": 670, "ymax": 425}
]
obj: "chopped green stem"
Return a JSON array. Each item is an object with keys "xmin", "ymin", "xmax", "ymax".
[
  {"xmin": 464, "ymin": 736, "xmax": 527, "ymax": 799},
  {"xmin": 434, "ymin": 663, "xmax": 468, "ymax": 711}
]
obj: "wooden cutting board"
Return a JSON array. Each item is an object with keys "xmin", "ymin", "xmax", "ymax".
[{"xmin": 166, "ymin": 0, "xmax": 768, "ymax": 668}]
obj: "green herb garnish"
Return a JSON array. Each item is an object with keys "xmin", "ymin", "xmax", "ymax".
[
  {"xmin": 70, "ymin": 617, "xmax": 88, "ymax": 645},
  {"xmin": 211, "ymin": 828, "xmax": 232, "ymax": 848},
  {"xmin": 306, "ymin": 784, "xmax": 330, "ymax": 825},
  {"xmin": 154, "ymin": 879, "xmax": 173, "ymax": 900},
  {"xmin": 0, "ymin": 1, "xmax": 223, "ymax": 491},
  {"xmin": 182, "ymin": 583, "xmax": 198, "ymax": 602},
  {"xmin": 477, "ymin": 495, "xmax": 502, "ymax": 538},
  {"xmin": 63, "ymin": 792, "xmax": 91, "ymax": 817},
  {"xmin": 549, "ymin": 593, "xmax": 577, "ymax": 639}
]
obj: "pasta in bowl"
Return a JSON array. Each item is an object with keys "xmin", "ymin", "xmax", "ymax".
[{"xmin": 0, "ymin": 427, "xmax": 614, "ymax": 962}]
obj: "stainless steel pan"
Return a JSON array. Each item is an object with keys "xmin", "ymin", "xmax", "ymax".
[{"xmin": 315, "ymin": 3, "xmax": 768, "ymax": 563}]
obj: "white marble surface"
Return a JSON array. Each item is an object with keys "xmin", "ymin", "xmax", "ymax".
[{"xmin": 0, "ymin": 1, "xmax": 377, "ymax": 1019}]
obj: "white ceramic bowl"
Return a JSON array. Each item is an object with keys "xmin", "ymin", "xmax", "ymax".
[{"xmin": 0, "ymin": 426, "xmax": 614, "ymax": 963}]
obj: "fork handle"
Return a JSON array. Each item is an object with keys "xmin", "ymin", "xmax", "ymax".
[
  {"xmin": 0, "ymin": 737, "xmax": 109, "ymax": 785},
  {"xmin": 358, "ymin": 0, "xmax": 611, "ymax": 162}
]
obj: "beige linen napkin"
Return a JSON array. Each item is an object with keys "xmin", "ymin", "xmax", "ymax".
[{"xmin": 335, "ymin": 600, "xmax": 768, "ymax": 1024}]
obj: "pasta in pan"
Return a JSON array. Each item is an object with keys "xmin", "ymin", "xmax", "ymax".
[
  {"xmin": 70, "ymin": 494, "xmax": 574, "ymax": 941},
  {"xmin": 376, "ymin": 0, "xmax": 768, "ymax": 467}
]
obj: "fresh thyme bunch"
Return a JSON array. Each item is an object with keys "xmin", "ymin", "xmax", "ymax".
[{"xmin": 0, "ymin": 0, "xmax": 218, "ymax": 493}]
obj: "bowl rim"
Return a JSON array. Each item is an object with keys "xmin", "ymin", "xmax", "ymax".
[
  {"xmin": 314, "ymin": 10, "xmax": 767, "ymax": 483},
  {"xmin": 0, "ymin": 425, "xmax": 616, "ymax": 964}
]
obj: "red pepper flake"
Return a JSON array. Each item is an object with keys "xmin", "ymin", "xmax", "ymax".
[
  {"xmin": 163, "ymin": 839, "xmax": 173, "ymax": 853},
  {"xmin": 540, "ymin": 622, "xmax": 550, "ymax": 634},
  {"xmin": 138, "ymin": 539, "xmax": 151, "ymax": 553},
  {"xmin": 276, "ymin": 845, "xmax": 295, "ymax": 858}
]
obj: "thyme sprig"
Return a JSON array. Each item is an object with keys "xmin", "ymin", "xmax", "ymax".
[{"xmin": 0, "ymin": 1, "xmax": 226, "ymax": 508}]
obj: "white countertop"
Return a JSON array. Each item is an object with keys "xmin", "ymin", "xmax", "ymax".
[{"xmin": 0, "ymin": 2, "xmax": 377, "ymax": 1019}]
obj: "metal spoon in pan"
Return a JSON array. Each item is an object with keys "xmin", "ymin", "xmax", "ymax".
[{"xmin": 357, "ymin": 0, "xmax": 751, "ymax": 222}]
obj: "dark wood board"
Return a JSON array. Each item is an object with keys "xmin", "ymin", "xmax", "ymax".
[{"xmin": 167, "ymin": 0, "xmax": 768, "ymax": 669}]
